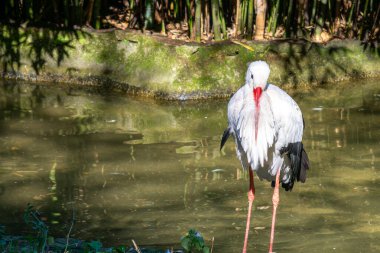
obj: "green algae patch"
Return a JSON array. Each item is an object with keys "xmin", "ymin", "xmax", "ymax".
[
  {"xmin": 1, "ymin": 26, "xmax": 379, "ymax": 99},
  {"xmin": 123, "ymin": 36, "xmax": 182, "ymax": 92},
  {"xmin": 264, "ymin": 40, "xmax": 380, "ymax": 88}
]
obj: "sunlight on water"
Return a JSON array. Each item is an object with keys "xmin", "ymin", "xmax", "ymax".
[{"xmin": 0, "ymin": 79, "xmax": 380, "ymax": 252}]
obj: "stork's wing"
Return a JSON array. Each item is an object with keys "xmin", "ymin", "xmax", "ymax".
[
  {"xmin": 280, "ymin": 142, "xmax": 309, "ymax": 190},
  {"xmin": 266, "ymin": 85, "xmax": 304, "ymax": 144},
  {"xmin": 226, "ymin": 87, "xmax": 249, "ymax": 170},
  {"xmin": 266, "ymin": 84, "xmax": 310, "ymax": 190},
  {"xmin": 220, "ymin": 128, "xmax": 231, "ymax": 150}
]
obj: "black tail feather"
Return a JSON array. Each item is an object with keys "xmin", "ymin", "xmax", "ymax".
[
  {"xmin": 299, "ymin": 147, "xmax": 310, "ymax": 183},
  {"xmin": 280, "ymin": 142, "xmax": 310, "ymax": 191},
  {"xmin": 220, "ymin": 128, "xmax": 231, "ymax": 150}
]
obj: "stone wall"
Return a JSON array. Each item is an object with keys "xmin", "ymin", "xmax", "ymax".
[{"xmin": 1, "ymin": 27, "xmax": 379, "ymax": 99}]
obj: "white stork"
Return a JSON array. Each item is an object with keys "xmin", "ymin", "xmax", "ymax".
[{"xmin": 220, "ymin": 61, "xmax": 310, "ymax": 253}]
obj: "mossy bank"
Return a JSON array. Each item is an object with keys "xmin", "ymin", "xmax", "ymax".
[{"xmin": 1, "ymin": 26, "xmax": 379, "ymax": 99}]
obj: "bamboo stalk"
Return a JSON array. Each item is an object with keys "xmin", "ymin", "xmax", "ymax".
[
  {"xmin": 93, "ymin": 0, "xmax": 101, "ymax": 28},
  {"xmin": 161, "ymin": 0, "xmax": 167, "ymax": 35},
  {"xmin": 363, "ymin": 0, "xmax": 370, "ymax": 19},
  {"xmin": 254, "ymin": 0, "xmax": 267, "ymax": 40},
  {"xmin": 241, "ymin": 0, "xmax": 247, "ymax": 33},
  {"xmin": 211, "ymin": 0, "xmax": 221, "ymax": 40},
  {"xmin": 235, "ymin": 0, "xmax": 241, "ymax": 37},
  {"xmin": 247, "ymin": 0, "xmax": 254, "ymax": 38},
  {"xmin": 334, "ymin": 0, "xmax": 342, "ymax": 33},
  {"xmin": 174, "ymin": 0, "xmax": 178, "ymax": 18},
  {"xmin": 144, "ymin": 0, "xmax": 154, "ymax": 31},
  {"xmin": 186, "ymin": 0, "xmax": 194, "ymax": 39},
  {"xmin": 267, "ymin": 0, "xmax": 280, "ymax": 36},
  {"xmin": 195, "ymin": 0, "xmax": 202, "ymax": 41},
  {"xmin": 161, "ymin": 20, "xmax": 166, "ymax": 34},
  {"xmin": 205, "ymin": 0, "xmax": 210, "ymax": 35},
  {"xmin": 303, "ymin": 0, "xmax": 310, "ymax": 26},
  {"xmin": 271, "ymin": 0, "xmax": 280, "ymax": 36},
  {"xmin": 85, "ymin": 0, "xmax": 95, "ymax": 26},
  {"xmin": 219, "ymin": 0, "xmax": 227, "ymax": 39},
  {"xmin": 63, "ymin": 0, "xmax": 69, "ymax": 27},
  {"xmin": 355, "ymin": 0, "xmax": 361, "ymax": 31},
  {"xmin": 359, "ymin": 0, "xmax": 370, "ymax": 38},
  {"xmin": 371, "ymin": 2, "xmax": 380, "ymax": 33},
  {"xmin": 3, "ymin": 0, "xmax": 378, "ymax": 41},
  {"xmin": 266, "ymin": 0, "xmax": 274, "ymax": 33},
  {"xmin": 314, "ymin": 1, "xmax": 325, "ymax": 40},
  {"xmin": 285, "ymin": 0, "xmax": 294, "ymax": 37},
  {"xmin": 311, "ymin": 0, "xmax": 317, "ymax": 25},
  {"xmin": 347, "ymin": 0, "xmax": 356, "ymax": 28},
  {"xmin": 326, "ymin": 0, "xmax": 332, "ymax": 29}
]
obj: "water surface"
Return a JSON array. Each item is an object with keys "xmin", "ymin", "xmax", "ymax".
[{"xmin": 0, "ymin": 79, "xmax": 380, "ymax": 252}]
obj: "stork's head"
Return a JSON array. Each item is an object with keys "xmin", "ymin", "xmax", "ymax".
[
  {"xmin": 245, "ymin": 61, "xmax": 270, "ymax": 90},
  {"xmin": 245, "ymin": 60, "xmax": 270, "ymax": 107}
]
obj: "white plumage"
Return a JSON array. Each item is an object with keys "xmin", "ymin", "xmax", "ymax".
[
  {"xmin": 222, "ymin": 61, "xmax": 308, "ymax": 188},
  {"xmin": 220, "ymin": 61, "xmax": 309, "ymax": 253}
]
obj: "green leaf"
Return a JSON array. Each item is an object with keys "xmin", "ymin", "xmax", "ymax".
[
  {"xmin": 202, "ymin": 246, "xmax": 210, "ymax": 253},
  {"xmin": 115, "ymin": 245, "xmax": 126, "ymax": 253},
  {"xmin": 88, "ymin": 240, "xmax": 102, "ymax": 250},
  {"xmin": 180, "ymin": 237, "xmax": 191, "ymax": 251},
  {"xmin": 181, "ymin": 229, "xmax": 210, "ymax": 253}
]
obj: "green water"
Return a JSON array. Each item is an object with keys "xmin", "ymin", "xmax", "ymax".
[{"xmin": 0, "ymin": 79, "xmax": 380, "ymax": 252}]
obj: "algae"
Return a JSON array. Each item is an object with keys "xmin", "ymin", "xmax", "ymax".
[{"xmin": 0, "ymin": 26, "xmax": 379, "ymax": 99}]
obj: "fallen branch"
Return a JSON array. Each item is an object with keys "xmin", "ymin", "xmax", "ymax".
[
  {"xmin": 231, "ymin": 40, "xmax": 255, "ymax": 51},
  {"xmin": 132, "ymin": 239, "xmax": 142, "ymax": 253}
]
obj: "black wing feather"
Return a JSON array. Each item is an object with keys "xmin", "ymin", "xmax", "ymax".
[
  {"xmin": 280, "ymin": 142, "xmax": 310, "ymax": 191},
  {"xmin": 220, "ymin": 128, "xmax": 231, "ymax": 150}
]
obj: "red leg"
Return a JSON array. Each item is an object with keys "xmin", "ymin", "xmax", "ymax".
[
  {"xmin": 269, "ymin": 169, "xmax": 281, "ymax": 253},
  {"xmin": 243, "ymin": 168, "xmax": 255, "ymax": 253}
]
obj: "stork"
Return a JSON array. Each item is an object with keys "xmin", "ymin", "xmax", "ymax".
[{"xmin": 220, "ymin": 61, "xmax": 310, "ymax": 253}]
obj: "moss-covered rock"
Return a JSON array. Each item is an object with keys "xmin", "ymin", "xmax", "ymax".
[{"xmin": 1, "ymin": 26, "xmax": 379, "ymax": 99}]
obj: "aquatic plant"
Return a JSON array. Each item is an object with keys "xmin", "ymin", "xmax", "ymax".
[
  {"xmin": 180, "ymin": 229, "xmax": 210, "ymax": 253},
  {"xmin": 23, "ymin": 203, "xmax": 49, "ymax": 253}
]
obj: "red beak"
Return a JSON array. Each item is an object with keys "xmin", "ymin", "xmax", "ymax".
[{"xmin": 253, "ymin": 87, "xmax": 263, "ymax": 142}]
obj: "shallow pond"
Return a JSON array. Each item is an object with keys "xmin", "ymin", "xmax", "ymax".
[{"xmin": 0, "ymin": 79, "xmax": 380, "ymax": 252}]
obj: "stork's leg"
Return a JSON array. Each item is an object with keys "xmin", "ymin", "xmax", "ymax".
[
  {"xmin": 268, "ymin": 169, "xmax": 281, "ymax": 253},
  {"xmin": 243, "ymin": 168, "xmax": 255, "ymax": 253}
]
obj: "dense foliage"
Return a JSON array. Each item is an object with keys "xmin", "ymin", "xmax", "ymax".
[{"xmin": 0, "ymin": 0, "xmax": 379, "ymax": 42}]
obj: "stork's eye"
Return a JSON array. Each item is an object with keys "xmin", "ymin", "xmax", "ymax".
[{"xmin": 251, "ymin": 74, "xmax": 253, "ymax": 79}]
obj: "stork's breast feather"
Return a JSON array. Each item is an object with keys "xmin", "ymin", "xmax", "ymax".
[{"xmin": 235, "ymin": 93, "xmax": 275, "ymax": 168}]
